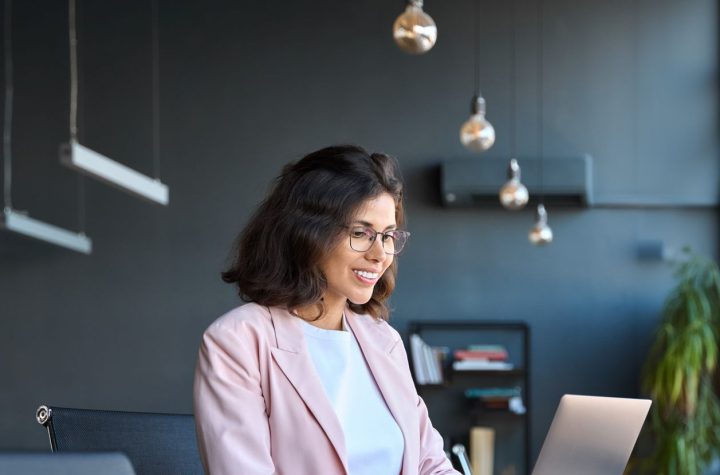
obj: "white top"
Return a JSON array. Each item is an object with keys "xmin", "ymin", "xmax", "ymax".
[{"xmin": 301, "ymin": 315, "xmax": 405, "ymax": 475}]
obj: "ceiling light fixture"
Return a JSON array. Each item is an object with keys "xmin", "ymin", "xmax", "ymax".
[
  {"xmin": 0, "ymin": 0, "xmax": 92, "ymax": 254},
  {"xmin": 499, "ymin": 159, "xmax": 529, "ymax": 210},
  {"xmin": 528, "ymin": 203, "xmax": 553, "ymax": 245},
  {"xmin": 60, "ymin": 0, "xmax": 169, "ymax": 206},
  {"xmin": 499, "ymin": 0, "xmax": 528, "ymax": 210},
  {"xmin": 459, "ymin": 0, "xmax": 495, "ymax": 152},
  {"xmin": 529, "ymin": 0, "xmax": 553, "ymax": 245},
  {"xmin": 393, "ymin": 0, "xmax": 437, "ymax": 54}
]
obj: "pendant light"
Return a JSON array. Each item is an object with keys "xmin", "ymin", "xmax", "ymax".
[
  {"xmin": 0, "ymin": 0, "xmax": 92, "ymax": 254},
  {"xmin": 60, "ymin": 0, "xmax": 169, "ymax": 206},
  {"xmin": 529, "ymin": 0, "xmax": 553, "ymax": 245},
  {"xmin": 393, "ymin": 0, "xmax": 437, "ymax": 54},
  {"xmin": 499, "ymin": 159, "xmax": 529, "ymax": 210},
  {"xmin": 528, "ymin": 203, "xmax": 553, "ymax": 245},
  {"xmin": 459, "ymin": 0, "xmax": 495, "ymax": 152},
  {"xmin": 499, "ymin": 0, "xmax": 528, "ymax": 210}
]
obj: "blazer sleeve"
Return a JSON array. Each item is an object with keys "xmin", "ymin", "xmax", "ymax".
[
  {"xmin": 395, "ymin": 335, "xmax": 462, "ymax": 475},
  {"xmin": 193, "ymin": 321, "xmax": 275, "ymax": 475},
  {"xmin": 416, "ymin": 395, "xmax": 461, "ymax": 475}
]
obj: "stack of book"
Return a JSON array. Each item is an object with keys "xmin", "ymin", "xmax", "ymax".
[
  {"xmin": 464, "ymin": 387, "xmax": 527, "ymax": 414},
  {"xmin": 452, "ymin": 344, "xmax": 514, "ymax": 371},
  {"xmin": 409, "ymin": 334, "xmax": 448, "ymax": 385}
]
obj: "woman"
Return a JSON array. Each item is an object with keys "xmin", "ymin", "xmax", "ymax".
[{"xmin": 193, "ymin": 145, "xmax": 460, "ymax": 475}]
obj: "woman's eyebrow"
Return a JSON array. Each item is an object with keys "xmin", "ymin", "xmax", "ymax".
[{"xmin": 353, "ymin": 220, "xmax": 397, "ymax": 231}]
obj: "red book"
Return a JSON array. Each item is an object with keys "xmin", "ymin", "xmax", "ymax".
[{"xmin": 454, "ymin": 349, "xmax": 508, "ymax": 361}]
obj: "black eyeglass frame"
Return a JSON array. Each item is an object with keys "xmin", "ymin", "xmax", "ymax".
[{"xmin": 348, "ymin": 226, "xmax": 411, "ymax": 255}]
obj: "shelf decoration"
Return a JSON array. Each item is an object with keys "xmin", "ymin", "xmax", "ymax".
[{"xmin": 470, "ymin": 427, "xmax": 494, "ymax": 475}]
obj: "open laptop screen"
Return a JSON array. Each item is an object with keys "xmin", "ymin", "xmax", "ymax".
[{"xmin": 532, "ymin": 394, "xmax": 651, "ymax": 475}]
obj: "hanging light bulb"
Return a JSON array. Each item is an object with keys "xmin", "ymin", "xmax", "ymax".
[
  {"xmin": 460, "ymin": 95, "xmax": 495, "ymax": 152},
  {"xmin": 529, "ymin": 203, "xmax": 553, "ymax": 245},
  {"xmin": 393, "ymin": 0, "xmax": 437, "ymax": 54},
  {"xmin": 499, "ymin": 158, "xmax": 529, "ymax": 210}
]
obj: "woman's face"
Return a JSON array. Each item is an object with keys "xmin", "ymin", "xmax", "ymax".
[{"xmin": 319, "ymin": 192, "xmax": 397, "ymax": 308}]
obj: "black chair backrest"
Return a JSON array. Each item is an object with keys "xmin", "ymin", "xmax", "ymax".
[
  {"xmin": 0, "ymin": 452, "xmax": 136, "ymax": 475},
  {"xmin": 36, "ymin": 405, "xmax": 204, "ymax": 475}
]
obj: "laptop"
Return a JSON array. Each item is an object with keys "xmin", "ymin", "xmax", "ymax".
[
  {"xmin": 0, "ymin": 452, "xmax": 136, "ymax": 475},
  {"xmin": 532, "ymin": 394, "xmax": 652, "ymax": 475}
]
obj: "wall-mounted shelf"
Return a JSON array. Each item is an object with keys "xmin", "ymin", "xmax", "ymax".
[{"xmin": 408, "ymin": 320, "xmax": 530, "ymax": 475}]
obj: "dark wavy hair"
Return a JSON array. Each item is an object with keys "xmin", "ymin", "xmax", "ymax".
[{"xmin": 221, "ymin": 145, "xmax": 405, "ymax": 321}]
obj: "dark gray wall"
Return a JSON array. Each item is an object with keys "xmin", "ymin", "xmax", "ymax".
[{"xmin": 1, "ymin": 0, "xmax": 717, "ymax": 467}]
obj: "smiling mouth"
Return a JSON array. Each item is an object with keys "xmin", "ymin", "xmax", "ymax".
[{"xmin": 353, "ymin": 269, "xmax": 380, "ymax": 284}]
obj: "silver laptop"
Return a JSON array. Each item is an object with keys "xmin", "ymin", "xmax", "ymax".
[
  {"xmin": 532, "ymin": 394, "xmax": 651, "ymax": 475},
  {"xmin": 0, "ymin": 452, "xmax": 136, "ymax": 475}
]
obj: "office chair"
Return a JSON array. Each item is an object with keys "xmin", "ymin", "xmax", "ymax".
[
  {"xmin": 36, "ymin": 404, "xmax": 204, "ymax": 475},
  {"xmin": 0, "ymin": 452, "xmax": 136, "ymax": 475}
]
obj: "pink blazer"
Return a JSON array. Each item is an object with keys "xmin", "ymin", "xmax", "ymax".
[{"xmin": 193, "ymin": 303, "xmax": 460, "ymax": 475}]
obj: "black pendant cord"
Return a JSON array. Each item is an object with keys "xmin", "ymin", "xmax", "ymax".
[
  {"xmin": 537, "ymin": 0, "xmax": 545, "ymax": 204},
  {"xmin": 152, "ymin": 0, "xmax": 161, "ymax": 180},
  {"xmin": 68, "ymin": 0, "xmax": 85, "ymax": 232},
  {"xmin": 631, "ymin": 0, "xmax": 639, "ymax": 193},
  {"xmin": 3, "ymin": 0, "xmax": 13, "ymax": 211},
  {"xmin": 510, "ymin": 0, "xmax": 516, "ymax": 159},
  {"xmin": 68, "ymin": 0, "xmax": 78, "ymax": 142},
  {"xmin": 77, "ymin": 174, "xmax": 86, "ymax": 233},
  {"xmin": 473, "ymin": 0, "xmax": 481, "ymax": 98}
]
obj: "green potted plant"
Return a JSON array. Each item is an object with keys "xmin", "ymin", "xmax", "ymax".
[{"xmin": 639, "ymin": 250, "xmax": 720, "ymax": 474}]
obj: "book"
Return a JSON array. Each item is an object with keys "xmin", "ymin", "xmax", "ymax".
[
  {"xmin": 410, "ymin": 334, "xmax": 445, "ymax": 384},
  {"xmin": 470, "ymin": 426, "xmax": 494, "ymax": 475},
  {"xmin": 409, "ymin": 334, "xmax": 428, "ymax": 385},
  {"xmin": 465, "ymin": 387, "xmax": 527, "ymax": 414},
  {"xmin": 454, "ymin": 348, "xmax": 508, "ymax": 361},
  {"xmin": 465, "ymin": 387, "xmax": 522, "ymax": 399},
  {"xmin": 431, "ymin": 346, "xmax": 449, "ymax": 383},
  {"xmin": 453, "ymin": 360, "xmax": 514, "ymax": 371},
  {"xmin": 422, "ymin": 338, "xmax": 438, "ymax": 383}
]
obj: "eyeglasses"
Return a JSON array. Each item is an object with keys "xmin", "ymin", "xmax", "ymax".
[{"xmin": 348, "ymin": 226, "xmax": 410, "ymax": 255}]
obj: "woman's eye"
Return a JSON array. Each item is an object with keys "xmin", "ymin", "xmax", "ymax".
[{"xmin": 351, "ymin": 228, "xmax": 368, "ymax": 238}]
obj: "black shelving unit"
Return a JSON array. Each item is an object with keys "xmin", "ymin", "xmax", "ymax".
[{"xmin": 407, "ymin": 320, "xmax": 530, "ymax": 475}]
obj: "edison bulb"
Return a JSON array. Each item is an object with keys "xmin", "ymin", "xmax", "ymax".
[
  {"xmin": 393, "ymin": 0, "xmax": 437, "ymax": 54},
  {"xmin": 529, "ymin": 204, "xmax": 553, "ymax": 245},
  {"xmin": 499, "ymin": 158, "xmax": 529, "ymax": 210},
  {"xmin": 460, "ymin": 95, "xmax": 495, "ymax": 152}
]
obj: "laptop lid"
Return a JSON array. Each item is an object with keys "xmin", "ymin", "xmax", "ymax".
[
  {"xmin": 532, "ymin": 394, "xmax": 651, "ymax": 475},
  {"xmin": 0, "ymin": 452, "xmax": 136, "ymax": 475}
]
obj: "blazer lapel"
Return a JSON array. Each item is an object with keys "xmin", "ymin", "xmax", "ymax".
[
  {"xmin": 268, "ymin": 307, "xmax": 349, "ymax": 473},
  {"xmin": 346, "ymin": 309, "xmax": 419, "ymax": 475}
]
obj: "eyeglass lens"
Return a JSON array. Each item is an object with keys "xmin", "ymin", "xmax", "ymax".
[{"xmin": 349, "ymin": 227, "xmax": 408, "ymax": 254}]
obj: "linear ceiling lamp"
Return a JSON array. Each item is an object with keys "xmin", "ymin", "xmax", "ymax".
[
  {"xmin": 60, "ymin": 141, "xmax": 168, "ymax": 205},
  {"xmin": 0, "ymin": 209, "xmax": 92, "ymax": 254},
  {"xmin": 60, "ymin": 0, "xmax": 169, "ymax": 206},
  {"xmin": 0, "ymin": 0, "xmax": 92, "ymax": 254}
]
